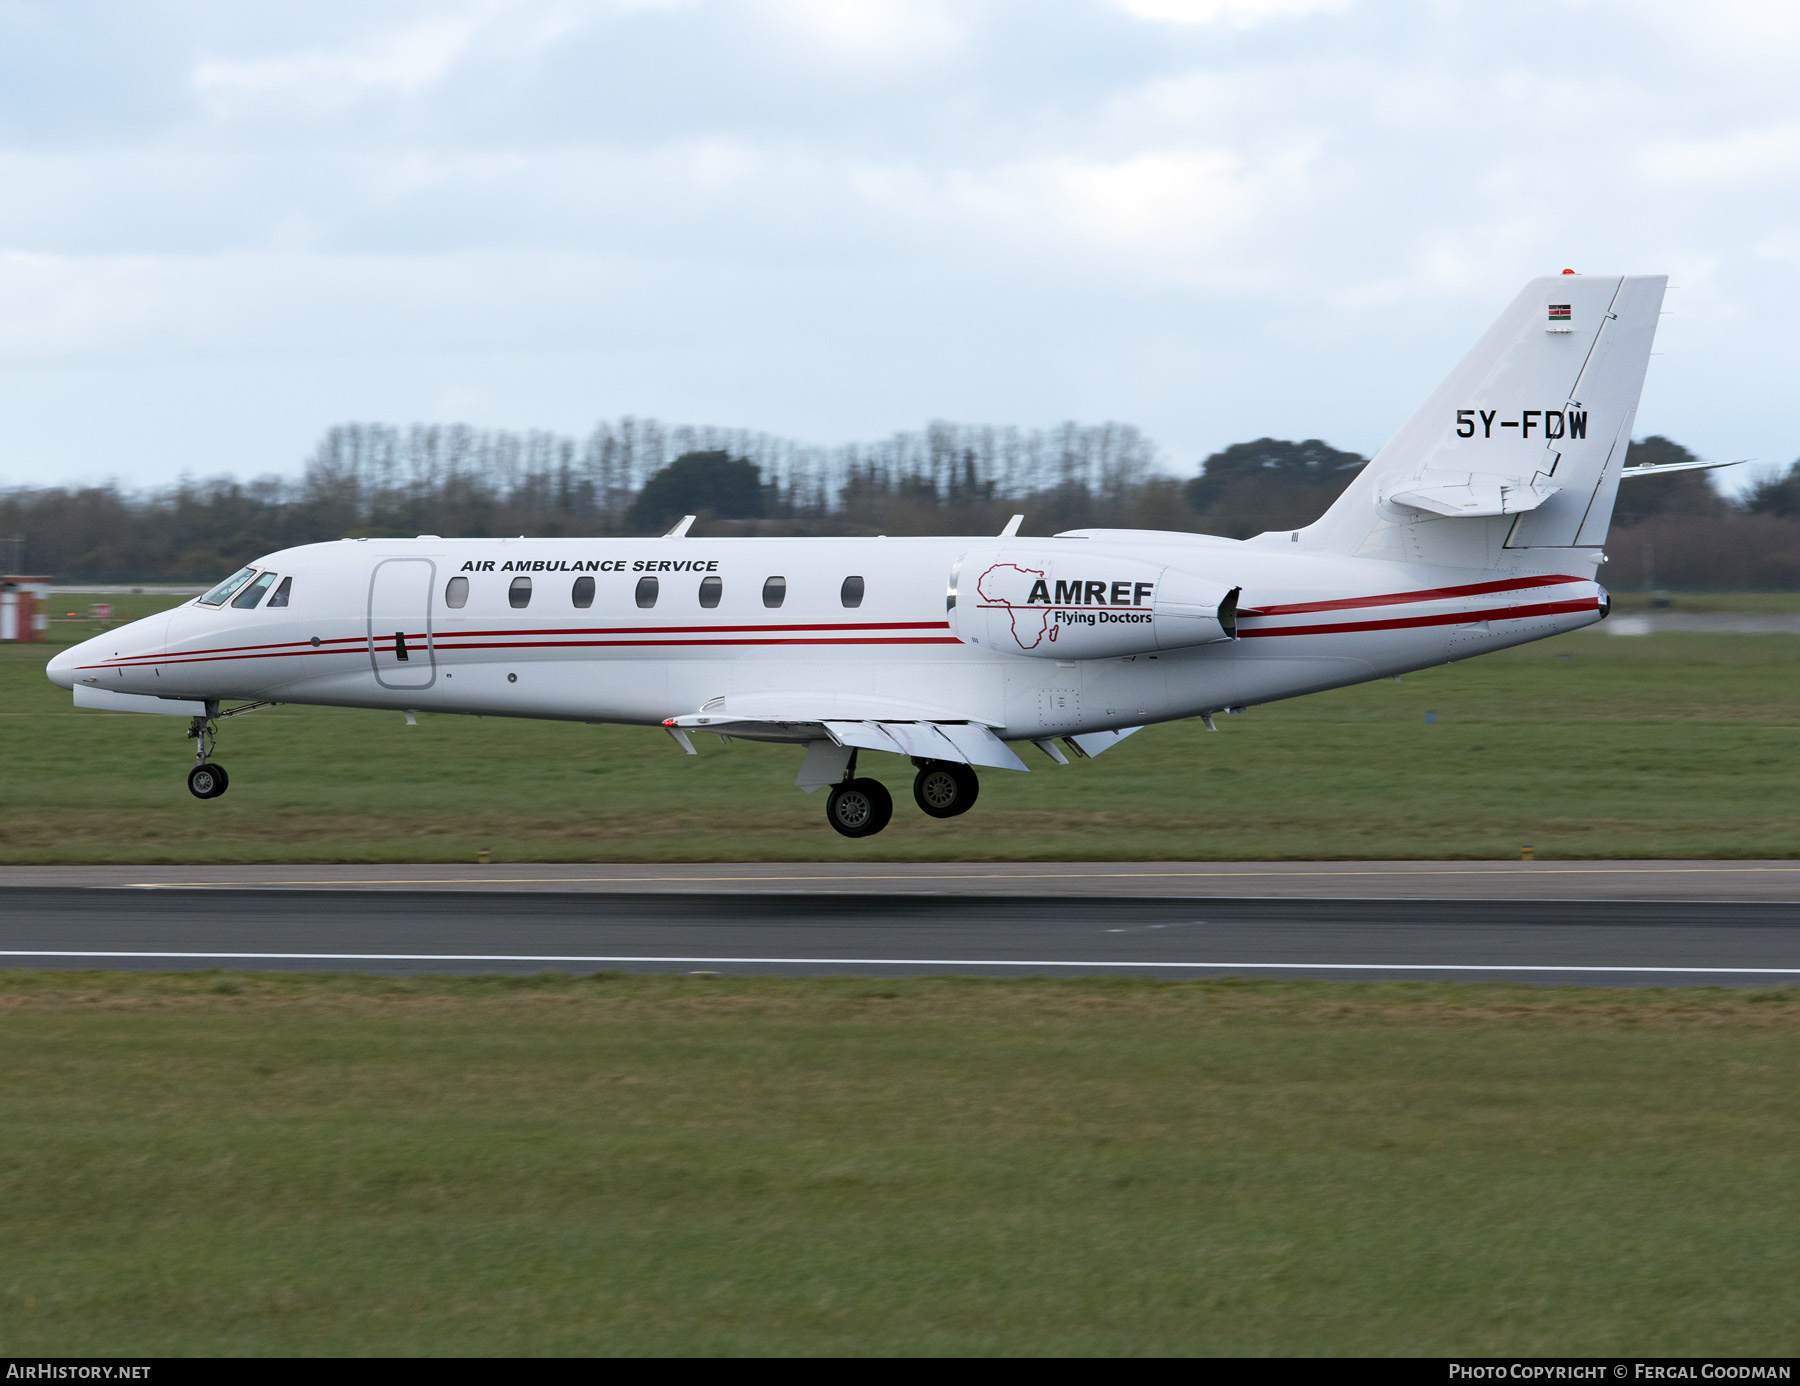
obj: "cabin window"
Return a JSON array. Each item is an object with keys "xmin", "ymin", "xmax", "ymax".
[
  {"xmin": 572, "ymin": 575, "xmax": 595, "ymax": 609},
  {"xmin": 841, "ymin": 575, "xmax": 864, "ymax": 608},
  {"xmin": 699, "ymin": 576, "xmax": 722, "ymax": 608},
  {"xmin": 267, "ymin": 576, "xmax": 293, "ymax": 609},
  {"xmin": 509, "ymin": 576, "xmax": 532, "ymax": 609},
  {"xmin": 232, "ymin": 572, "xmax": 278, "ymax": 609},
  {"xmin": 444, "ymin": 576, "xmax": 468, "ymax": 609},
  {"xmin": 198, "ymin": 566, "xmax": 256, "ymax": 607},
  {"xmin": 762, "ymin": 576, "xmax": 786, "ymax": 608},
  {"xmin": 636, "ymin": 575, "xmax": 659, "ymax": 608}
]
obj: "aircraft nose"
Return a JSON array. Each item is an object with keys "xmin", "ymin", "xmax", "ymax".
[{"xmin": 46, "ymin": 641, "xmax": 84, "ymax": 690}]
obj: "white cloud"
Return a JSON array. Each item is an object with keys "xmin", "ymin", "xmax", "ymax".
[
  {"xmin": 189, "ymin": 0, "xmax": 681, "ymax": 111},
  {"xmin": 852, "ymin": 143, "xmax": 1336, "ymax": 291},
  {"xmin": 193, "ymin": 13, "xmax": 489, "ymax": 105},
  {"xmin": 1112, "ymin": 0, "xmax": 1350, "ymax": 28},
  {"xmin": 0, "ymin": 253, "xmax": 181, "ymax": 363},
  {"xmin": 754, "ymin": 0, "xmax": 966, "ymax": 66},
  {"xmin": 1601, "ymin": 0, "xmax": 1800, "ymax": 74},
  {"xmin": 8, "ymin": 0, "xmax": 1800, "ymax": 488},
  {"xmin": 1639, "ymin": 124, "xmax": 1800, "ymax": 189}
]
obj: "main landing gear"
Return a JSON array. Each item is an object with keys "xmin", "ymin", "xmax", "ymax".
[
  {"xmin": 826, "ymin": 778, "xmax": 892, "ymax": 837},
  {"xmin": 912, "ymin": 760, "xmax": 978, "ymax": 819},
  {"xmin": 822, "ymin": 756, "xmax": 980, "ymax": 838}
]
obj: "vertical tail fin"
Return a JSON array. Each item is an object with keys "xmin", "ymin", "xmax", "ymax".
[{"xmin": 1300, "ymin": 273, "xmax": 1666, "ymax": 570}]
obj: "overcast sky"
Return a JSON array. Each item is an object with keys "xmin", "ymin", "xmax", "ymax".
[{"xmin": 4, "ymin": 0, "xmax": 1798, "ymax": 493}]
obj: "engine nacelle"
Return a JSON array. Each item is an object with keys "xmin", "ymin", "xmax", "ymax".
[{"xmin": 948, "ymin": 548, "xmax": 1238, "ymax": 660}]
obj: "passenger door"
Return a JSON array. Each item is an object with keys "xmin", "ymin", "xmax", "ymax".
[{"xmin": 368, "ymin": 558, "xmax": 437, "ymax": 690}]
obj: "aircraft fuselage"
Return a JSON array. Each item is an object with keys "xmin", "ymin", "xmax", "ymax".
[{"xmin": 50, "ymin": 530, "xmax": 1604, "ymax": 737}]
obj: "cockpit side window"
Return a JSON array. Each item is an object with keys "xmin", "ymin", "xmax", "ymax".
[
  {"xmin": 198, "ymin": 566, "xmax": 257, "ymax": 607},
  {"xmin": 266, "ymin": 576, "xmax": 293, "ymax": 608},
  {"xmin": 231, "ymin": 572, "xmax": 278, "ymax": 609}
]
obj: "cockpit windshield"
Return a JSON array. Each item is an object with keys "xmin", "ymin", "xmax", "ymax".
[
  {"xmin": 232, "ymin": 572, "xmax": 279, "ymax": 609},
  {"xmin": 198, "ymin": 566, "xmax": 257, "ymax": 607}
]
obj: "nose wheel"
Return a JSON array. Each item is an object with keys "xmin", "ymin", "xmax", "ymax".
[
  {"xmin": 913, "ymin": 761, "xmax": 978, "ymax": 819},
  {"xmin": 826, "ymin": 778, "xmax": 893, "ymax": 837},
  {"xmin": 187, "ymin": 762, "xmax": 230, "ymax": 799},
  {"xmin": 186, "ymin": 710, "xmax": 230, "ymax": 799}
]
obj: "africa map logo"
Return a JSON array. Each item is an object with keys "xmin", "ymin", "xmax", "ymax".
[{"xmin": 975, "ymin": 563, "xmax": 1056, "ymax": 649}]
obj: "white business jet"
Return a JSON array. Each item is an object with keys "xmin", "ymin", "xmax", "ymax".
[{"xmin": 48, "ymin": 273, "xmax": 1728, "ymax": 836}]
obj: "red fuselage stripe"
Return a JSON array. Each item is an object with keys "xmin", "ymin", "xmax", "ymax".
[
  {"xmin": 440, "ymin": 620, "xmax": 951, "ymax": 638},
  {"xmin": 1238, "ymin": 573, "xmax": 1585, "ymax": 619},
  {"xmin": 82, "ymin": 596, "xmax": 1601, "ymax": 670},
  {"xmin": 81, "ymin": 635, "xmax": 965, "ymax": 670},
  {"xmin": 1236, "ymin": 597, "xmax": 1598, "ymax": 639},
  {"xmin": 95, "ymin": 620, "xmax": 952, "ymax": 666}
]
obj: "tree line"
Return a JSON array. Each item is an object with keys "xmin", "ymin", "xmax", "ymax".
[{"xmin": 3, "ymin": 418, "xmax": 1796, "ymax": 587}]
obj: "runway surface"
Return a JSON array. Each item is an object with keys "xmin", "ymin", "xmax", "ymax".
[
  {"xmin": 6, "ymin": 859, "xmax": 1800, "ymax": 900},
  {"xmin": 2, "ymin": 886, "xmax": 1797, "ymax": 985}
]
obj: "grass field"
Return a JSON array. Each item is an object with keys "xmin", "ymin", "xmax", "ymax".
[
  {"xmin": 1605, "ymin": 590, "xmax": 1800, "ymax": 613},
  {"xmin": 5, "ymin": 594, "xmax": 1798, "ymax": 861},
  {"xmin": 1, "ymin": 971, "xmax": 1795, "ymax": 1355}
]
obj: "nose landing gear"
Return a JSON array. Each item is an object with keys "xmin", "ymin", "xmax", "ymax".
[
  {"xmin": 178, "ymin": 700, "xmax": 275, "ymax": 799},
  {"xmin": 186, "ymin": 711, "xmax": 229, "ymax": 799}
]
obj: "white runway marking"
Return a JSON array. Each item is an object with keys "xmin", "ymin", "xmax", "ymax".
[
  {"xmin": 1, "ymin": 950, "xmax": 1798, "ymax": 974},
  {"xmin": 117, "ymin": 863, "xmax": 1800, "ymax": 890}
]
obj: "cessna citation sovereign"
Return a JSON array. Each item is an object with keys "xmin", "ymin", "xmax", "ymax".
[{"xmin": 49, "ymin": 273, "xmax": 1724, "ymax": 836}]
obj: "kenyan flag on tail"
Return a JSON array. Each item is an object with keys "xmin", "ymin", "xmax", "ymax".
[{"xmin": 1547, "ymin": 302, "xmax": 1572, "ymax": 332}]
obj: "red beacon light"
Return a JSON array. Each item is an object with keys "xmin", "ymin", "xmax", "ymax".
[{"xmin": 1562, "ymin": 267, "xmax": 1576, "ymax": 274}]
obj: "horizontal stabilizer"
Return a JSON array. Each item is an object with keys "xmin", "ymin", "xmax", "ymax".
[
  {"xmin": 74, "ymin": 685, "xmax": 207, "ymax": 716},
  {"xmin": 1384, "ymin": 471, "xmax": 1559, "ymax": 518},
  {"xmin": 1620, "ymin": 458, "xmax": 1747, "ymax": 480}
]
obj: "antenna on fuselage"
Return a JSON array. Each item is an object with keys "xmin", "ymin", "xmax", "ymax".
[
  {"xmin": 999, "ymin": 514, "xmax": 1024, "ymax": 538},
  {"xmin": 663, "ymin": 515, "xmax": 696, "ymax": 539}
]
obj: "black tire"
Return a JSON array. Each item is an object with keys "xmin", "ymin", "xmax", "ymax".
[
  {"xmin": 826, "ymin": 778, "xmax": 893, "ymax": 837},
  {"xmin": 187, "ymin": 763, "xmax": 229, "ymax": 800},
  {"xmin": 913, "ymin": 761, "xmax": 978, "ymax": 818}
]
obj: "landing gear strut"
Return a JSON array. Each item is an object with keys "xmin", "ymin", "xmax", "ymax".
[
  {"xmin": 912, "ymin": 760, "xmax": 979, "ymax": 819},
  {"xmin": 186, "ymin": 707, "xmax": 228, "ymax": 799},
  {"xmin": 179, "ymin": 700, "xmax": 276, "ymax": 799}
]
